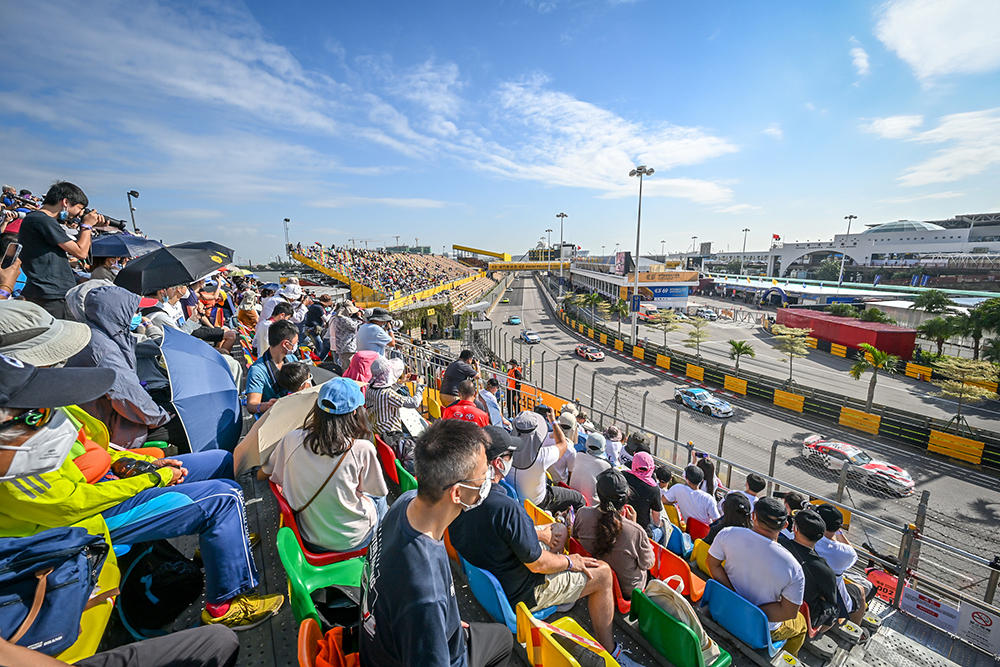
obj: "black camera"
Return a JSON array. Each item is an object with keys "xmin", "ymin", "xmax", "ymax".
[{"xmin": 81, "ymin": 208, "xmax": 128, "ymax": 230}]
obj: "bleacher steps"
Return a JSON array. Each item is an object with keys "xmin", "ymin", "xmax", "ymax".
[
  {"xmin": 772, "ymin": 650, "xmax": 804, "ymax": 666},
  {"xmin": 831, "ymin": 621, "xmax": 864, "ymax": 645},
  {"xmin": 804, "ymin": 635, "xmax": 839, "ymax": 661}
]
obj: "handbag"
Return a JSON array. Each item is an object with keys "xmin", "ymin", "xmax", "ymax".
[
  {"xmin": 645, "ymin": 577, "xmax": 722, "ymax": 666},
  {"xmin": 0, "ymin": 527, "xmax": 114, "ymax": 655}
]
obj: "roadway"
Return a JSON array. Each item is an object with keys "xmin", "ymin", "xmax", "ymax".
[{"xmin": 487, "ymin": 276, "xmax": 1000, "ymax": 599}]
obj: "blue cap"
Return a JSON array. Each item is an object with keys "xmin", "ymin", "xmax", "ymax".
[{"xmin": 317, "ymin": 377, "xmax": 364, "ymax": 415}]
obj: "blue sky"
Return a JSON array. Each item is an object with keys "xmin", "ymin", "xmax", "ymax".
[{"xmin": 3, "ymin": 0, "xmax": 999, "ymax": 264}]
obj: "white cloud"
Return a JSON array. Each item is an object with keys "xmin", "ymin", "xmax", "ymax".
[
  {"xmin": 876, "ymin": 0, "xmax": 1000, "ymax": 81},
  {"xmin": 762, "ymin": 124, "xmax": 783, "ymax": 140},
  {"xmin": 849, "ymin": 37, "xmax": 870, "ymax": 76},
  {"xmin": 861, "ymin": 115, "xmax": 924, "ymax": 139},
  {"xmin": 897, "ymin": 108, "xmax": 1000, "ymax": 186},
  {"xmin": 714, "ymin": 204, "xmax": 762, "ymax": 214},
  {"xmin": 878, "ymin": 191, "xmax": 966, "ymax": 204}
]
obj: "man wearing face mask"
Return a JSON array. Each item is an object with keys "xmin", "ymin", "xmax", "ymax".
[
  {"xmin": 245, "ymin": 320, "xmax": 300, "ymax": 416},
  {"xmin": 18, "ymin": 181, "xmax": 105, "ymax": 320},
  {"xmin": 0, "ymin": 353, "xmax": 284, "ymax": 630},
  {"xmin": 448, "ymin": 426, "xmax": 642, "ymax": 665},
  {"xmin": 360, "ymin": 419, "xmax": 513, "ymax": 667}
]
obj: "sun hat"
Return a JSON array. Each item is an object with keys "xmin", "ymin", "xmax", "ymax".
[
  {"xmin": 367, "ymin": 307, "xmax": 392, "ymax": 322},
  {"xmin": 0, "ymin": 301, "xmax": 92, "ymax": 367},
  {"xmin": 0, "ymin": 353, "xmax": 115, "ymax": 409},
  {"xmin": 317, "ymin": 377, "xmax": 365, "ymax": 415},
  {"xmin": 370, "ymin": 356, "xmax": 405, "ymax": 388},
  {"xmin": 277, "ymin": 284, "xmax": 303, "ymax": 299},
  {"xmin": 631, "ymin": 451, "xmax": 657, "ymax": 486}
]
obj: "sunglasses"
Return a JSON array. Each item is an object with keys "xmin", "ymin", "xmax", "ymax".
[{"xmin": 0, "ymin": 408, "xmax": 55, "ymax": 432}]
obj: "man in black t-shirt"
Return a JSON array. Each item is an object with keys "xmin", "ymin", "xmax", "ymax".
[
  {"xmin": 360, "ymin": 419, "xmax": 512, "ymax": 667},
  {"xmin": 778, "ymin": 509, "xmax": 840, "ymax": 632},
  {"xmin": 441, "ymin": 350, "xmax": 479, "ymax": 406},
  {"xmin": 19, "ymin": 181, "xmax": 104, "ymax": 319},
  {"xmin": 622, "ymin": 452, "xmax": 663, "ymax": 540}
]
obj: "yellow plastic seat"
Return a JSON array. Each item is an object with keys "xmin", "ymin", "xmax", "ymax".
[
  {"xmin": 664, "ymin": 504, "xmax": 684, "ymax": 530},
  {"xmin": 516, "ymin": 601, "xmax": 619, "ymax": 667},
  {"xmin": 691, "ymin": 538, "xmax": 714, "ymax": 578},
  {"xmin": 524, "ymin": 498, "xmax": 556, "ymax": 526}
]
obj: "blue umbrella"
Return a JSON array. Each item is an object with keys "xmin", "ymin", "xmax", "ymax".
[
  {"xmin": 90, "ymin": 234, "xmax": 164, "ymax": 258},
  {"xmin": 160, "ymin": 327, "xmax": 241, "ymax": 452},
  {"xmin": 261, "ymin": 282, "xmax": 280, "ymax": 291}
]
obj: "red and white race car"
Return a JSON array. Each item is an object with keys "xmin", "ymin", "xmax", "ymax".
[
  {"xmin": 802, "ymin": 435, "xmax": 915, "ymax": 496},
  {"xmin": 575, "ymin": 344, "xmax": 604, "ymax": 361}
]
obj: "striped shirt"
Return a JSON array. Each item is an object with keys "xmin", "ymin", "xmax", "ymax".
[{"xmin": 366, "ymin": 384, "xmax": 424, "ymax": 434}]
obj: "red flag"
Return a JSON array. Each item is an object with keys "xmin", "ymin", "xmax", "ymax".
[{"xmin": 772, "ymin": 234, "xmax": 780, "ymax": 240}]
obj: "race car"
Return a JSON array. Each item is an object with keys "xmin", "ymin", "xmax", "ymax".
[
  {"xmin": 507, "ymin": 316, "xmax": 521, "ymax": 325},
  {"xmin": 673, "ymin": 387, "xmax": 733, "ymax": 418},
  {"xmin": 506, "ymin": 287, "xmax": 514, "ymax": 292},
  {"xmin": 575, "ymin": 344, "xmax": 604, "ymax": 361},
  {"xmin": 802, "ymin": 435, "xmax": 915, "ymax": 496},
  {"xmin": 501, "ymin": 298, "xmax": 510, "ymax": 304},
  {"xmin": 520, "ymin": 330, "xmax": 541, "ymax": 344}
]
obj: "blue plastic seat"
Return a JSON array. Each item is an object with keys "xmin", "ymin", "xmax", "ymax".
[
  {"xmin": 700, "ymin": 580, "xmax": 786, "ymax": 656},
  {"xmin": 666, "ymin": 522, "xmax": 691, "ymax": 559},
  {"xmin": 459, "ymin": 555, "xmax": 556, "ymax": 633}
]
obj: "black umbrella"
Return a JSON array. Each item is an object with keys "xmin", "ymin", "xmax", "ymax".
[{"xmin": 114, "ymin": 241, "xmax": 235, "ymax": 296}]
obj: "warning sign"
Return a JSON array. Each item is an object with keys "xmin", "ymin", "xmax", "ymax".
[
  {"xmin": 900, "ymin": 588, "xmax": 959, "ymax": 634},
  {"xmin": 957, "ymin": 601, "xmax": 1000, "ymax": 656}
]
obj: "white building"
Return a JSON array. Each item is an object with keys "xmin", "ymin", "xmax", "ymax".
[{"xmin": 569, "ymin": 255, "xmax": 699, "ymax": 310}]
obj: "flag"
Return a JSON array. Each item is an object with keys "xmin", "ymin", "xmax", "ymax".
[
  {"xmin": 772, "ymin": 279, "xmax": 778, "ymax": 286},
  {"xmin": 910, "ymin": 275, "xmax": 919, "ymax": 286},
  {"xmin": 772, "ymin": 234, "xmax": 781, "ymax": 240},
  {"xmin": 838, "ymin": 274, "xmax": 844, "ymax": 288},
  {"xmin": 873, "ymin": 275, "xmax": 882, "ymax": 286},
  {"xmin": 920, "ymin": 275, "xmax": 930, "ymax": 287}
]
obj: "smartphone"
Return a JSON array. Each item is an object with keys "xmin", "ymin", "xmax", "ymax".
[
  {"xmin": 409, "ymin": 373, "xmax": 419, "ymax": 381},
  {"xmin": 0, "ymin": 243, "xmax": 21, "ymax": 270}
]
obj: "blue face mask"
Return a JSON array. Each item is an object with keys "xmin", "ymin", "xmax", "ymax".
[{"xmin": 130, "ymin": 313, "xmax": 142, "ymax": 331}]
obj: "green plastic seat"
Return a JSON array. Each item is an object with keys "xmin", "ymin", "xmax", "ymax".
[
  {"xmin": 276, "ymin": 526, "xmax": 365, "ymax": 625},
  {"xmin": 396, "ymin": 460, "xmax": 418, "ymax": 493},
  {"xmin": 628, "ymin": 589, "xmax": 732, "ymax": 667}
]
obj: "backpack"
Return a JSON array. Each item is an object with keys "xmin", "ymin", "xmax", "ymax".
[
  {"xmin": 0, "ymin": 527, "xmax": 113, "ymax": 655},
  {"xmin": 645, "ymin": 577, "xmax": 722, "ymax": 666},
  {"xmin": 116, "ymin": 541, "xmax": 204, "ymax": 640}
]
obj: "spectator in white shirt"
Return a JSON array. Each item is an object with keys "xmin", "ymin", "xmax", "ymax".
[
  {"xmin": 814, "ymin": 504, "xmax": 867, "ymax": 624},
  {"xmin": 253, "ymin": 301, "xmax": 296, "ymax": 358},
  {"xmin": 707, "ymin": 497, "xmax": 808, "ymax": 657},
  {"xmin": 477, "ymin": 378, "xmax": 510, "ymax": 430},
  {"xmin": 569, "ymin": 433, "xmax": 612, "ymax": 507},
  {"xmin": 661, "ymin": 465, "xmax": 721, "ymax": 527},
  {"xmin": 603, "ymin": 426, "xmax": 624, "ymax": 467}
]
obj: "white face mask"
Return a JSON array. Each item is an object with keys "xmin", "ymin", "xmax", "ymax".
[
  {"xmin": 496, "ymin": 457, "xmax": 513, "ymax": 479},
  {"xmin": 457, "ymin": 476, "xmax": 492, "ymax": 511},
  {"xmin": 0, "ymin": 411, "xmax": 78, "ymax": 482}
]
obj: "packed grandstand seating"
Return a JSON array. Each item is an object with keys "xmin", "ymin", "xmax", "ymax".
[{"xmin": 299, "ymin": 243, "xmax": 475, "ymax": 296}]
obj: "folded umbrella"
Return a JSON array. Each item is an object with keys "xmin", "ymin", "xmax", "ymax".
[
  {"xmin": 90, "ymin": 234, "xmax": 164, "ymax": 258},
  {"xmin": 232, "ymin": 382, "xmax": 325, "ymax": 475},
  {"xmin": 114, "ymin": 241, "xmax": 235, "ymax": 295},
  {"xmin": 160, "ymin": 327, "xmax": 241, "ymax": 452}
]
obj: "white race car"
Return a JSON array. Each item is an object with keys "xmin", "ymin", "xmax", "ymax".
[{"xmin": 802, "ymin": 435, "xmax": 915, "ymax": 496}]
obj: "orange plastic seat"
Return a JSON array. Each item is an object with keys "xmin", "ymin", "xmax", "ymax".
[
  {"xmin": 651, "ymin": 540, "xmax": 705, "ymax": 602},
  {"xmin": 298, "ymin": 618, "xmax": 322, "ymax": 667},
  {"xmin": 568, "ymin": 539, "xmax": 630, "ymax": 613}
]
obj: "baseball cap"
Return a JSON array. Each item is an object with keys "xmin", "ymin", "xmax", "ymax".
[
  {"xmin": 557, "ymin": 413, "xmax": 575, "ymax": 429},
  {"xmin": 793, "ymin": 509, "xmax": 827, "ymax": 542},
  {"xmin": 513, "ymin": 410, "xmax": 545, "ymax": 436},
  {"xmin": 368, "ymin": 307, "xmax": 392, "ymax": 322},
  {"xmin": 816, "ymin": 504, "xmax": 845, "ymax": 532},
  {"xmin": 586, "ymin": 432, "xmax": 607, "ymax": 454},
  {"xmin": 596, "ymin": 468, "xmax": 630, "ymax": 506},
  {"xmin": 317, "ymin": 377, "xmax": 365, "ymax": 415},
  {"xmin": 559, "ymin": 403, "xmax": 578, "ymax": 416},
  {"xmin": 684, "ymin": 464, "xmax": 705, "ymax": 485},
  {"xmin": 484, "ymin": 426, "xmax": 522, "ymax": 461},
  {"xmin": 0, "ymin": 302, "xmax": 92, "ymax": 367},
  {"xmin": 0, "ymin": 353, "xmax": 115, "ymax": 409},
  {"xmin": 754, "ymin": 497, "xmax": 788, "ymax": 526}
]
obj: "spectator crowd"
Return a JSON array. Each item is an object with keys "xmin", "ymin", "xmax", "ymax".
[{"xmin": 300, "ymin": 243, "xmax": 472, "ymax": 296}]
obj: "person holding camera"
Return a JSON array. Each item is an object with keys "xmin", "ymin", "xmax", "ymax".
[
  {"xmin": 356, "ymin": 307, "xmax": 396, "ymax": 356},
  {"xmin": 18, "ymin": 181, "xmax": 104, "ymax": 319},
  {"xmin": 440, "ymin": 350, "xmax": 480, "ymax": 407}
]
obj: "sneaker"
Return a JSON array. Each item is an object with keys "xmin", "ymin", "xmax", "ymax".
[
  {"xmin": 194, "ymin": 533, "xmax": 259, "ymax": 560},
  {"xmin": 200, "ymin": 593, "xmax": 284, "ymax": 631},
  {"xmin": 613, "ymin": 644, "xmax": 649, "ymax": 667}
]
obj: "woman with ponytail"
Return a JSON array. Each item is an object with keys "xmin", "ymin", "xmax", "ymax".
[{"xmin": 572, "ymin": 468, "xmax": 654, "ymax": 600}]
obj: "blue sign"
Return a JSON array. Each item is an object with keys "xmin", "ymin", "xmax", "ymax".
[
  {"xmin": 646, "ymin": 286, "xmax": 689, "ymax": 299},
  {"xmin": 630, "ymin": 294, "xmax": 642, "ymax": 312}
]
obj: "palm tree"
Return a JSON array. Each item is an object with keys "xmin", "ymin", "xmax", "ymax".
[
  {"xmin": 909, "ymin": 289, "xmax": 956, "ymax": 314},
  {"xmin": 825, "ymin": 303, "xmax": 859, "ymax": 318},
  {"xmin": 932, "ymin": 357, "xmax": 1000, "ymax": 435},
  {"xmin": 650, "ymin": 310, "xmax": 681, "ymax": 351},
  {"xmin": 917, "ymin": 317, "xmax": 954, "ymax": 356},
  {"xmin": 728, "ymin": 340, "xmax": 756, "ymax": 377},
  {"xmin": 610, "ymin": 298, "xmax": 630, "ymax": 339},
  {"xmin": 581, "ymin": 293, "xmax": 603, "ymax": 326},
  {"xmin": 948, "ymin": 308, "xmax": 989, "ymax": 360},
  {"xmin": 982, "ymin": 338, "xmax": 1000, "ymax": 363},
  {"xmin": 848, "ymin": 343, "xmax": 899, "ymax": 413},
  {"xmin": 858, "ymin": 307, "xmax": 896, "ymax": 325}
]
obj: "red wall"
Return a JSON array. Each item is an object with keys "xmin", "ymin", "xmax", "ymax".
[{"xmin": 775, "ymin": 310, "xmax": 917, "ymax": 360}]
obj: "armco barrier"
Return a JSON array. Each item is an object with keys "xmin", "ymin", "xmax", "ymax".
[
  {"xmin": 839, "ymin": 407, "xmax": 882, "ymax": 435},
  {"xmin": 724, "ymin": 376, "xmax": 748, "ymax": 395},
  {"xmin": 774, "ymin": 389, "xmax": 805, "ymax": 412},
  {"xmin": 548, "ymin": 285, "xmax": 1000, "ymax": 469},
  {"xmin": 928, "ymin": 430, "xmax": 985, "ymax": 465}
]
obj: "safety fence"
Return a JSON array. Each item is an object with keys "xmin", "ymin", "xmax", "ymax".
[
  {"xmin": 536, "ymin": 278, "xmax": 1000, "ymax": 471},
  {"xmin": 390, "ymin": 335, "xmax": 1000, "ymax": 657}
]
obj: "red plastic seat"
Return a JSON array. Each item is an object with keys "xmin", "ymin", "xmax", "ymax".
[
  {"xmin": 374, "ymin": 435, "xmax": 400, "ymax": 485},
  {"xmin": 568, "ymin": 538, "xmax": 630, "ymax": 614},
  {"xmin": 801, "ymin": 603, "xmax": 820, "ymax": 638},
  {"xmin": 686, "ymin": 517, "xmax": 711, "ymax": 541},
  {"xmin": 269, "ymin": 481, "xmax": 368, "ymax": 566}
]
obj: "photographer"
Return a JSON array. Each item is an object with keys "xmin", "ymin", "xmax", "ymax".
[
  {"xmin": 440, "ymin": 350, "xmax": 480, "ymax": 407},
  {"xmin": 356, "ymin": 307, "xmax": 396, "ymax": 356},
  {"xmin": 19, "ymin": 181, "xmax": 104, "ymax": 319}
]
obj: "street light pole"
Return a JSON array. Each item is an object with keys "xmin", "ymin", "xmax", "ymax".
[
  {"xmin": 740, "ymin": 228, "xmax": 750, "ymax": 275},
  {"xmin": 556, "ymin": 213, "xmax": 568, "ymax": 297},
  {"xmin": 628, "ymin": 165, "xmax": 654, "ymax": 343},
  {"xmin": 126, "ymin": 190, "xmax": 140, "ymax": 232},
  {"xmin": 283, "ymin": 218, "xmax": 291, "ymax": 263},
  {"xmin": 545, "ymin": 228, "xmax": 553, "ymax": 278},
  {"xmin": 838, "ymin": 215, "xmax": 857, "ymax": 290},
  {"xmin": 660, "ymin": 240, "xmax": 665, "ymax": 260}
]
